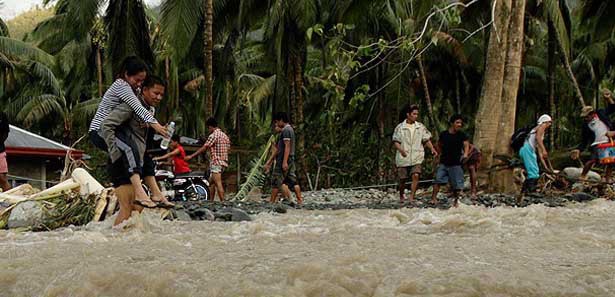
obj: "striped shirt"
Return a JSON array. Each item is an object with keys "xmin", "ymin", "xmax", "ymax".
[
  {"xmin": 89, "ymin": 79, "xmax": 157, "ymax": 132},
  {"xmin": 204, "ymin": 128, "xmax": 231, "ymax": 167}
]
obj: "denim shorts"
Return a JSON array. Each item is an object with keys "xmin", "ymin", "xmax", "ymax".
[{"xmin": 434, "ymin": 165, "xmax": 464, "ymax": 190}]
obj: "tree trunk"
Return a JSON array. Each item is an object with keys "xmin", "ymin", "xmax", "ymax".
[
  {"xmin": 292, "ymin": 55, "xmax": 308, "ymax": 188},
  {"xmin": 96, "ymin": 46, "xmax": 103, "ymax": 98},
  {"xmin": 548, "ymin": 21, "xmax": 556, "ymax": 150},
  {"xmin": 490, "ymin": 0, "xmax": 526, "ymax": 193},
  {"xmin": 204, "ymin": 0, "xmax": 214, "ymax": 118},
  {"xmin": 473, "ymin": 0, "xmax": 512, "ymax": 170},
  {"xmin": 417, "ymin": 54, "xmax": 436, "ymax": 129},
  {"xmin": 455, "ymin": 68, "xmax": 461, "ymax": 114}
]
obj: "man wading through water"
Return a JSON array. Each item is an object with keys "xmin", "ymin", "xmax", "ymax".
[
  {"xmin": 101, "ymin": 76, "xmax": 167, "ymax": 226},
  {"xmin": 393, "ymin": 105, "xmax": 437, "ymax": 204}
]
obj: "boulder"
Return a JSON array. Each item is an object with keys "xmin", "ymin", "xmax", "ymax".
[
  {"xmin": 173, "ymin": 209, "xmax": 192, "ymax": 221},
  {"xmin": 8, "ymin": 201, "xmax": 44, "ymax": 229},
  {"xmin": 562, "ymin": 167, "xmax": 601, "ymax": 182},
  {"xmin": 192, "ymin": 208, "xmax": 215, "ymax": 221},
  {"xmin": 215, "ymin": 207, "xmax": 252, "ymax": 222}
]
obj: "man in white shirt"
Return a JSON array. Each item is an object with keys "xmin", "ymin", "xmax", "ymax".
[{"xmin": 392, "ymin": 105, "xmax": 437, "ymax": 204}]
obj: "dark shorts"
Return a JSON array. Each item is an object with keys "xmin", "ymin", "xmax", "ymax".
[
  {"xmin": 89, "ymin": 130, "xmax": 108, "ymax": 151},
  {"xmin": 272, "ymin": 161, "xmax": 297, "ymax": 188},
  {"xmin": 434, "ymin": 165, "xmax": 464, "ymax": 190},
  {"xmin": 108, "ymin": 158, "xmax": 132, "ymax": 188},
  {"xmin": 397, "ymin": 165, "xmax": 422, "ymax": 180}
]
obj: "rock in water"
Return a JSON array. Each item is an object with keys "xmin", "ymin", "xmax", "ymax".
[
  {"xmin": 571, "ymin": 192, "xmax": 596, "ymax": 202},
  {"xmin": 8, "ymin": 201, "xmax": 44, "ymax": 229},
  {"xmin": 273, "ymin": 204, "xmax": 287, "ymax": 214},
  {"xmin": 173, "ymin": 209, "xmax": 192, "ymax": 221},
  {"xmin": 215, "ymin": 207, "xmax": 252, "ymax": 222},
  {"xmin": 562, "ymin": 167, "xmax": 601, "ymax": 182},
  {"xmin": 193, "ymin": 208, "xmax": 215, "ymax": 221}
]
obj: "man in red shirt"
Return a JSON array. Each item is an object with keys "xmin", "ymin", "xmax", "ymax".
[
  {"xmin": 153, "ymin": 135, "xmax": 191, "ymax": 175},
  {"xmin": 186, "ymin": 118, "xmax": 231, "ymax": 201}
]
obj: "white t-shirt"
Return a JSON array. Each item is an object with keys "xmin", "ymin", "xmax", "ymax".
[{"xmin": 589, "ymin": 117, "xmax": 609, "ymax": 146}]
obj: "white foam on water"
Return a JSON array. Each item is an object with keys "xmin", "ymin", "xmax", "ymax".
[{"xmin": 2, "ymin": 200, "xmax": 615, "ymax": 296}]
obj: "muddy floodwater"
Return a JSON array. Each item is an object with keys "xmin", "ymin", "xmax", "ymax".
[{"xmin": 2, "ymin": 199, "xmax": 615, "ymax": 297}]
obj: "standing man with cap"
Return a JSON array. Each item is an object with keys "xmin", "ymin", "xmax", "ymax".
[
  {"xmin": 519, "ymin": 114, "xmax": 553, "ymax": 193},
  {"xmin": 571, "ymin": 89, "xmax": 615, "ymax": 182}
]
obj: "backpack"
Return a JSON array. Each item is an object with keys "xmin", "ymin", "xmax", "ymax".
[{"xmin": 510, "ymin": 126, "xmax": 533, "ymax": 153}]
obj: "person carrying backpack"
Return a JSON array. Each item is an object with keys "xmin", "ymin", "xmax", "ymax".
[{"xmin": 518, "ymin": 114, "xmax": 552, "ymax": 193}]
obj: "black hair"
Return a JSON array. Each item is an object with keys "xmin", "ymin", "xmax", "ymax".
[
  {"xmin": 273, "ymin": 112, "xmax": 289, "ymax": 123},
  {"xmin": 399, "ymin": 104, "xmax": 420, "ymax": 122},
  {"xmin": 116, "ymin": 56, "xmax": 148, "ymax": 79},
  {"xmin": 171, "ymin": 134, "xmax": 180, "ymax": 142},
  {"xmin": 206, "ymin": 117, "xmax": 218, "ymax": 128},
  {"xmin": 449, "ymin": 114, "xmax": 464, "ymax": 124},
  {"xmin": 142, "ymin": 75, "xmax": 166, "ymax": 89}
]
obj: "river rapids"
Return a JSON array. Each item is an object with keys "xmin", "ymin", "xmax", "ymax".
[{"xmin": 1, "ymin": 199, "xmax": 615, "ymax": 296}]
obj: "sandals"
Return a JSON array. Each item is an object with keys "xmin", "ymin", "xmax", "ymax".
[
  {"xmin": 151, "ymin": 197, "xmax": 175, "ymax": 208},
  {"xmin": 134, "ymin": 198, "xmax": 158, "ymax": 208}
]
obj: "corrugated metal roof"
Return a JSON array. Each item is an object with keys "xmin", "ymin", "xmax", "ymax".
[{"xmin": 6, "ymin": 125, "xmax": 73, "ymax": 151}]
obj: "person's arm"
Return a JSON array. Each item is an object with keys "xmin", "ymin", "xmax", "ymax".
[
  {"xmin": 282, "ymin": 139, "xmax": 291, "ymax": 171},
  {"xmin": 572, "ymin": 126, "xmax": 591, "ymax": 160},
  {"xmin": 115, "ymin": 81, "xmax": 168, "ymax": 137},
  {"xmin": 392, "ymin": 125, "xmax": 407, "ymax": 157},
  {"xmin": 393, "ymin": 142, "xmax": 407, "ymax": 157},
  {"xmin": 153, "ymin": 148, "xmax": 180, "ymax": 161},
  {"xmin": 186, "ymin": 134, "xmax": 215, "ymax": 161},
  {"xmin": 425, "ymin": 140, "xmax": 438, "ymax": 157},
  {"xmin": 421, "ymin": 126, "xmax": 437, "ymax": 156},
  {"xmin": 463, "ymin": 140, "xmax": 470, "ymax": 158},
  {"xmin": 264, "ymin": 144, "xmax": 278, "ymax": 172},
  {"xmin": 536, "ymin": 124, "xmax": 548, "ymax": 158}
]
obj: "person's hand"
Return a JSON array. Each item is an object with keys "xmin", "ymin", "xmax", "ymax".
[
  {"xmin": 571, "ymin": 149, "xmax": 580, "ymax": 160},
  {"xmin": 431, "ymin": 148, "xmax": 439, "ymax": 157},
  {"xmin": 153, "ymin": 156, "xmax": 161, "ymax": 161},
  {"xmin": 264, "ymin": 163, "xmax": 271, "ymax": 173},
  {"xmin": 606, "ymin": 131, "xmax": 615, "ymax": 138},
  {"xmin": 151, "ymin": 122, "xmax": 169, "ymax": 138},
  {"xmin": 540, "ymin": 150, "xmax": 549, "ymax": 159},
  {"xmin": 184, "ymin": 155, "xmax": 193, "ymax": 161},
  {"xmin": 282, "ymin": 162, "xmax": 289, "ymax": 172},
  {"xmin": 400, "ymin": 149, "xmax": 408, "ymax": 158}
]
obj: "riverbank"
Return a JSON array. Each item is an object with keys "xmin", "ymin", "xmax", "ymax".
[{"xmin": 175, "ymin": 188, "xmax": 606, "ymax": 221}]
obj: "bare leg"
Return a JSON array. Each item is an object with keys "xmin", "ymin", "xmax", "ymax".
[
  {"xmin": 270, "ymin": 188, "xmax": 280, "ymax": 203},
  {"xmin": 398, "ymin": 179, "xmax": 407, "ymax": 203},
  {"xmin": 130, "ymin": 174, "xmax": 156, "ymax": 207},
  {"xmin": 144, "ymin": 176, "xmax": 174, "ymax": 207},
  {"xmin": 209, "ymin": 179, "xmax": 217, "ymax": 202},
  {"xmin": 581, "ymin": 159, "xmax": 596, "ymax": 178},
  {"xmin": 0, "ymin": 173, "xmax": 11, "ymax": 192},
  {"xmin": 605, "ymin": 166, "xmax": 613, "ymax": 183},
  {"xmin": 409, "ymin": 174, "xmax": 420, "ymax": 202},
  {"xmin": 211, "ymin": 172, "xmax": 225, "ymax": 202},
  {"xmin": 431, "ymin": 184, "xmax": 440, "ymax": 204},
  {"xmin": 293, "ymin": 185, "xmax": 303, "ymax": 205},
  {"xmin": 468, "ymin": 165, "xmax": 478, "ymax": 198},
  {"xmin": 114, "ymin": 185, "xmax": 143, "ymax": 226},
  {"xmin": 280, "ymin": 184, "xmax": 292, "ymax": 201}
]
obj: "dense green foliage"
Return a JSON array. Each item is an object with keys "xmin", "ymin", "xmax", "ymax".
[{"xmin": 1, "ymin": 0, "xmax": 614, "ymax": 188}]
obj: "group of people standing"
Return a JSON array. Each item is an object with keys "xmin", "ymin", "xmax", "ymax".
[
  {"xmin": 392, "ymin": 88, "xmax": 615, "ymax": 205},
  {"xmin": 392, "ymin": 105, "xmax": 480, "ymax": 207},
  {"xmin": 89, "ymin": 56, "xmax": 232, "ymax": 226}
]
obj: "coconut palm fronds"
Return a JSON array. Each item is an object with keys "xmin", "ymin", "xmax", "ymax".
[
  {"xmin": 234, "ymin": 135, "xmax": 275, "ymax": 201},
  {"xmin": 38, "ymin": 192, "xmax": 96, "ymax": 231}
]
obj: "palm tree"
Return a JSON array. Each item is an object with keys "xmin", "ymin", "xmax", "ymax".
[{"xmin": 204, "ymin": 0, "xmax": 213, "ymax": 118}]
